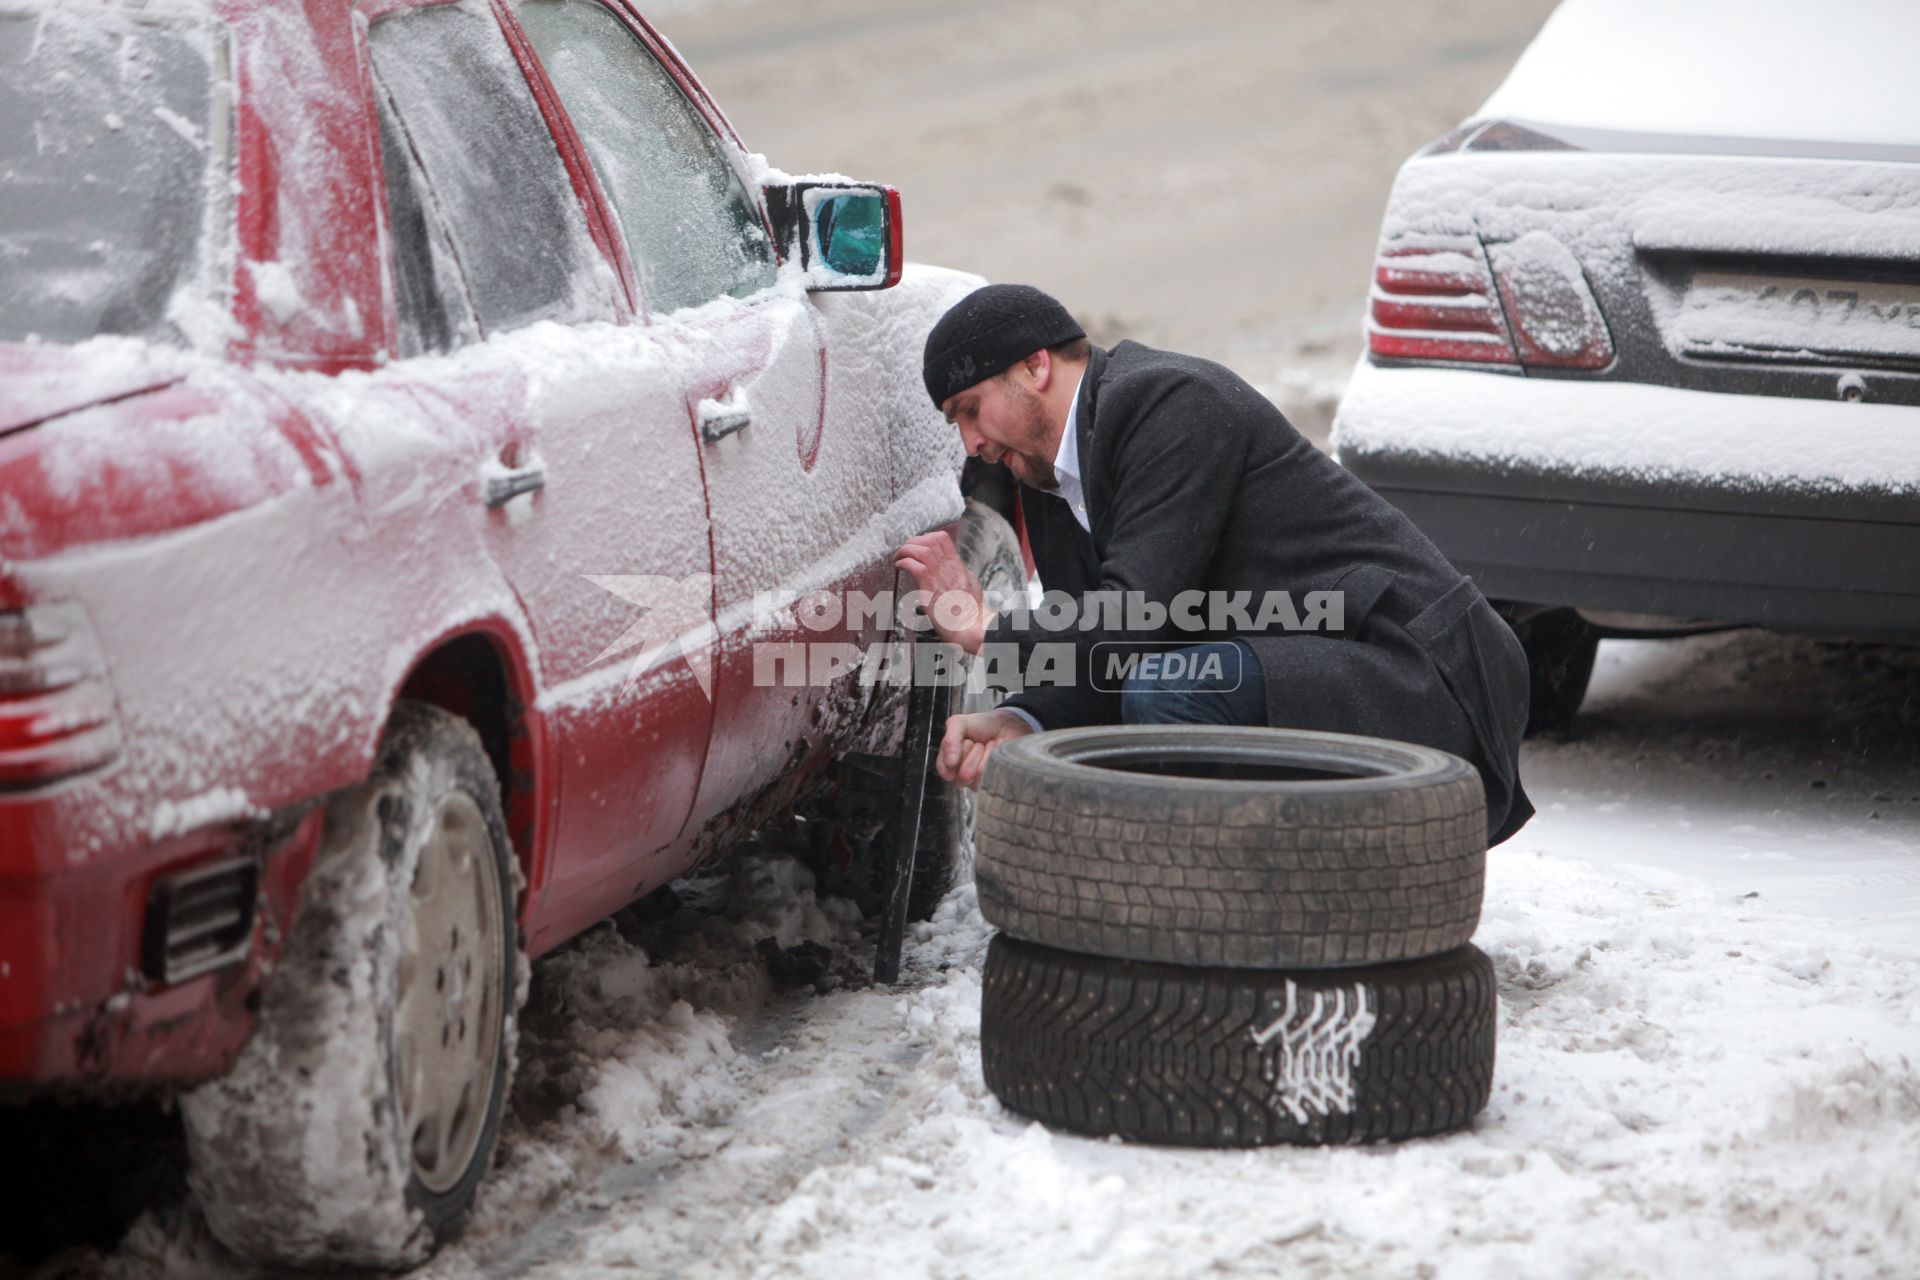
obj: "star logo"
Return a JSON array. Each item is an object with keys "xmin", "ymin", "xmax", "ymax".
[{"xmin": 583, "ymin": 572, "xmax": 719, "ymax": 699}]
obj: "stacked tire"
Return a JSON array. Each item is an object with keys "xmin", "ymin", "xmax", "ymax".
[{"xmin": 974, "ymin": 726, "xmax": 1497, "ymax": 1147}]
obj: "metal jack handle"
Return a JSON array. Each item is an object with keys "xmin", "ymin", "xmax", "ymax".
[{"xmin": 873, "ymin": 648, "xmax": 939, "ymax": 985}]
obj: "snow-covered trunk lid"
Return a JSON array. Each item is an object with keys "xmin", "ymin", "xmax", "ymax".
[
  {"xmin": 0, "ymin": 340, "xmax": 185, "ymax": 437},
  {"xmin": 1384, "ymin": 149, "xmax": 1920, "ymax": 408}
]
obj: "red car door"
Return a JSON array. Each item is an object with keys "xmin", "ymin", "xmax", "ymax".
[
  {"xmin": 510, "ymin": 0, "xmax": 894, "ymax": 838},
  {"xmin": 362, "ymin": 0, "xmax": 716, "ymax": 941}
]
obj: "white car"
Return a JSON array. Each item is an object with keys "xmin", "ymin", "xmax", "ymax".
[{"xmin": 1332, "ymin": 0, "xmax": 1920, "ymax": 731}]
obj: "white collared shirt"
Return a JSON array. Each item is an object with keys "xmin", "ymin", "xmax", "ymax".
[
  {"xmin": 1052, "ymin": 370, "xmax": 1091, "ymax": 532},
  {"xmin": 1000, "ymin": 371, "xmax": 1090, "ymax": 737}
]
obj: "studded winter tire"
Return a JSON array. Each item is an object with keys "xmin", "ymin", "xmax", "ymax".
[{"xmin": 980, "ymin": 934, "xmax": 1496, "ymax": 1147}]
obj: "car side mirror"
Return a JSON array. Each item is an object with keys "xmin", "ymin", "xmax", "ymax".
[{"xmin": 765, "ymin": 180, "xmax": 903, "ymax": 291}]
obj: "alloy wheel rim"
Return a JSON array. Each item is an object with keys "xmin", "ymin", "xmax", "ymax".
[{"xmin": 393, "ymin": 789, "xmax": 505, "ymax": 1196}]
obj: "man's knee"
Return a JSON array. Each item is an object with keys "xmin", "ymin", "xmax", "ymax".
[
  {"xmin": 1119, "ymin": 641, "xmax": 1263, "ymax": 727},
  {"xmin": 1120, "ymin": 678, "xmax": 1190, "ymax": 725}
]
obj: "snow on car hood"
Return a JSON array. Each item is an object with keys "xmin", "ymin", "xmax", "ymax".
[{"xmin": 0, "ymin": 339, "xmax": 186, "ymax": 437}]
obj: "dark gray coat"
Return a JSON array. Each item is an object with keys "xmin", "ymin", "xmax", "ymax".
[{"xmin": 991, "ymin": 341, "xmax": 1535, "ymax": 845}]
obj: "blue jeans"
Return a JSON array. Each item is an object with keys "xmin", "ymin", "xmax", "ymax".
[{"xmin": 1119, "ymin": 639, "xmax": 1267, "ymax": 727}]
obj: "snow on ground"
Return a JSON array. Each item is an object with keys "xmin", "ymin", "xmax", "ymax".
[{"xmin": 48, "ymin": 630, "xmax": 1917, "ymax": 1280}]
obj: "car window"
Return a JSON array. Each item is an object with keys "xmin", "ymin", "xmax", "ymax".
[
  {"xmin": 368, "ymin": 1, "xmax": 614, "ymax": 339},
  {"xmin": 0, "ymin": 7, "xmax": 230, "ymax": 346},
  {"xmin": 373, "ymin": 95, "xmax": 479, "ymax": 357},
  {"xmin": 515, "ymin": 0, "xmax": 778, "ymax": 314}
]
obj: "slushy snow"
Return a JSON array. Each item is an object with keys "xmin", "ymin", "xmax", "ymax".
[{"xmin": 73, "ymin": 630, "xmax": 1920, "ymax": 1280}]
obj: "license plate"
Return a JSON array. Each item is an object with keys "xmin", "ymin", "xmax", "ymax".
[{"xmin": 1675, "ymin": 270, "xmax": 1920, "ymax": 363}]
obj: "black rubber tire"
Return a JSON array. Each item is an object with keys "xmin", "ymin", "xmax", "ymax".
[
  {"xmin": 182, "ymin": 702, "xmax": 520, "ymax": 1269},
  {"xmin": 975, "ymin": 726, "xmax": 1486, "ymax": 969},
  {"xmin": 812, "ymin": 501, "xmax": 1024, "ymax": 921},
  {"xmin": 981, "ymin": 935, "xmax": 1496, "ymax": 1147},
  {"xmin": 904, "ymin": 672, "xmax": 979, "ymax": 920},
  {"xmin": 908, "ymin": 500, "xmax": 1025, "ymax": 918},
  {"xmin": 1500, "ymin": 605, "xmax": 1599, "ymax": 737}
]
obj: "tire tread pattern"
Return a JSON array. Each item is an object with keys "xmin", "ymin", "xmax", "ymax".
[
  {"xmin": 976, "ymin": 730, "xmax": 1486, "ymax": 969},
  {"xmin": 981, "ymin": 936, "xmax": 1496, "ymax": 1147}
]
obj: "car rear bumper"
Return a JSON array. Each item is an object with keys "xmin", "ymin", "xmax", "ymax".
[
  {"xmin": 1334, "ymin": 365, "xmax": 1920, "ymax": 640},
  {"xmin": 0, "ymin": 805, "xmax": 324, "ymax": 1097}
]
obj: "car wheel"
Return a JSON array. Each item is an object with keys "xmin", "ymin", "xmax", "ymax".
[
  {"xmin": 181, "ymin": 701, "xmax": 521, "ymax": 1269},
  {"xmin": 812, "ymin": 500, "xmax": 1023, "ymax": 921},
  {"xmin": 906, "ymin": 499, "xmax": 1024, "ymax": 919},
  {"xmin": 975, "ymin": 726, "xmax": 1487, "ymax": 969},
  {"xmin": 1500, "ymin": 605, "xmax": 1599, "ymax": 736},
  {"xmin": 981, "ymin": 935, "xmax": 1497, "ymax": 1146}
]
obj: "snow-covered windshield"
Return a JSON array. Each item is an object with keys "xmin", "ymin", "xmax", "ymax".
[
  {"xmin": 1477, "ymin": 0, "xmax": 1920, "ymax": 149},
  {"xmin": 0, "ymin": 6, "xmax": 230, "ymax": 345}
]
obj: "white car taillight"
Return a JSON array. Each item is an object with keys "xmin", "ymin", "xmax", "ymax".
[
  {"xmin": 1486, "ymin": 231, "xmax": 1614, "ymax": 371},
  {"xmin": 0, "ymin": 602, "xmax": 121, "ymax": 790},
  {"xmin": 1367, "ymin": 239, "xmax": 1520, "ymax": 366}
]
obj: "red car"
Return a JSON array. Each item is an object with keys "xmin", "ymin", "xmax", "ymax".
[{"xmin": 0, "ymin": 0, "xmax": 1000, "ymax": 1265}]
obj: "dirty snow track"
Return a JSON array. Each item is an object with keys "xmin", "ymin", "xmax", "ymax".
[{"xmin": 60, "ymin": 630, "xmax": 1918, "ymax": 1280}]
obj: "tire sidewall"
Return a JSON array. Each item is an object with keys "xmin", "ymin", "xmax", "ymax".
[{"xmin": 990, "ymin": 724, "xmax": 1480, "ymax": 814}]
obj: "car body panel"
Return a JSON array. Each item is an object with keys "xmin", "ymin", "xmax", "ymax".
[
  {"xmin": 221, "ymin": 0, "xmax": 391, "ymax": 369},
  {"xmin": 0, "ymin": 343, "xmax": 187, "ymax": 439}
]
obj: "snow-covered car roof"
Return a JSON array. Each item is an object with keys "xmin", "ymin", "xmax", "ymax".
[{"xmin": 1475, "ymin": 0, "xmax": 1920, "ymax": 151}]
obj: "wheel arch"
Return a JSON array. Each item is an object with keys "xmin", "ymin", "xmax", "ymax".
[{"xmin": 393, "ymin": 622, "xmax": 547, "ymax": 914}]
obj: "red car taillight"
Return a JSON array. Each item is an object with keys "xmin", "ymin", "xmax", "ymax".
[
  {"xmin": 0, "ymin": 603, "xmax": 121, "ymax": 790},
  {"xmin": 1368, "ymin": 239, "xmax": 1518, "ymax": 366},
  {"xmin": 1367, "ymin": 232, "xmax": 1614, "ymax": 372}
]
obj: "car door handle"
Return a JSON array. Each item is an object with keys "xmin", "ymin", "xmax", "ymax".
[
  {"xmin": 698, "ymin": 393, "xmax": 752, "ymax": 444},
  {"xmin": 485, "ymin": 461, "xmax": 546, "ymax": 508}
]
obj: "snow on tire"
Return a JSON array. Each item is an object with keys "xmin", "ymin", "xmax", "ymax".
[
  {"xmin": 981, "ymin": 935, "xmax": 1496, "ymax": 1147},
  {"xmin": 181, "ymin": 702, "xmax": 523, "ymax": 1269},
  {"xmin": 812, "ymin": 499, "xmax": 1023, "ymax": 922},
  {"xmin": 908, "ymin": 499, "xmax": 1025, "ymax": 919},
  {"xmin": 975, "ymin": 726, "xmax": 1487, "ymax": 969}
]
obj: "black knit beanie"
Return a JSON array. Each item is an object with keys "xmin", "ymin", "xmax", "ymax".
[{"xmin": 922, "ymin": 284, "xmax": 1086, "ymax": 407}]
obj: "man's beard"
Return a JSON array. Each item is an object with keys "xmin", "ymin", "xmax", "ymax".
[{"xmin": 1005, "ymin": 382, "xmax": 1059, "ymax": 491}]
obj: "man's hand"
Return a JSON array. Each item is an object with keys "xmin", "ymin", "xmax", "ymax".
[
  {"xmin": 936, "ymin": 708, "xmax": 1034, "ymax": 790},
  {"xmin": 894, "ymin": 531, "xmax": 991, "ymax": 655}
]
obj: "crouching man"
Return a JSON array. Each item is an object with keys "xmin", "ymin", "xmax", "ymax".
[{"xmin": 894, "ymin": 284, "xmax": 1534, "ymax": 846}]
